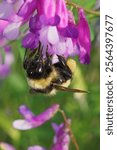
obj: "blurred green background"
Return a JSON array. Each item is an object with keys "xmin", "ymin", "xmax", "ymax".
[{"xmin": 0, "ymin": 0, "xmax": 100, "ymax": 150}]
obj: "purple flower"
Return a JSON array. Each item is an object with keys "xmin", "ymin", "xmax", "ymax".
[
  {"xmin": 0, "ymin": 0, "xmax": 91, "ymax": 64},
  {"xmin": 0, "ymin": 142, "xmax": 16, "ymax": 150},
  {"xmin": 13, "ymin": 104, "xmax": 59, "ymax": 130},
  {"xmin": 22, "ymin": 32, "xmax": 39, "ymax": 49},
  {"xmin": 0, "ymin": 0, "xmax": 23, "ymax": 42},
  {"xmin": 76, "ymin": 9, "xmax": 91, "ymax": 64},
  {"xmin": 20, "ymin": 0, "xmax": 91, "ymax": 64},
  {"xmin": 0, "ymin": 45, "xmax": 14, "ymax": 79},
  {"xmin": 51, "ymin": 122, "xmax": 70, "ymax": 150},
  {"xmin": 17, "ymin": 0, "xmax": 37, "ymax": 20},
  {"xmin": 27, "ymin": 121, "xmax": 70, "ymax": 150}
]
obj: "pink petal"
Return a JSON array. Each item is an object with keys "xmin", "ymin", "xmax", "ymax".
[
  {"xmin": 77, "ymin": 9, "xmax": 91, "ymax": 64},
  {"xmin": 37, "ymin": 0, "xmax": 56, "ymax": 19},
  {"xmin": 33, "ymin": 104, "xmax": 60, "ymax": 126},
  {"xmin": 0, "ymin": 38, "xmax": 7, "ymax": 47},
  {"xmin": 68, "ymin": 10, "xmax": 75, "ymax": 24},
  {"xmin": 13, "ymin": 104, "xmax": 60, "ymax": 130},
  {"xmin": 19, "ymin": 105, "xmax": 35, "ymax": 121},
  {"xmin": 65, "ymin": 38, "xmax": 74, "ymax": 56},
  {"xmin": 3, "ymin": 22, "xmax": 21, "ymax": 40},
  {"xmin": 0, "ymin": 20, "xmax": 9, "ymax": 33},
  {"xmin": 56, "ymin": 0, "xmax": 68, "ymax": 28},
  {"xmin": 0, "ymin": 1, "xmax": 14, "ymax": 19},
  {"xmin": 17, "ymin": 0, "xmax": 37, "ymax": 20},
  {"xmin": 47, "ymin": 26, "xmax": 59, "ymax": 44},
  {"xmin": 13, "ymin": 119, "xmax": 33, "ymax": 130}
]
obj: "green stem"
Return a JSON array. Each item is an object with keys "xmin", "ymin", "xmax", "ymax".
[
  {"xmin": 59, "ymin": 109, "xmax": 79, "ymax": 150},
  {"xmin": 66, "ymin": 1, "xmax": 100, "ymax": 16}
]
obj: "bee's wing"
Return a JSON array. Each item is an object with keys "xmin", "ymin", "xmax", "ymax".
[{"xmin": 53, "ymin": 84, "xmax": 89, "ymax": 93}]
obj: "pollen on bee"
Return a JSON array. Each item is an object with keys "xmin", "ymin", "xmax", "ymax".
[{"xmin": 67, "ymin": 59, "xmax": 76, "ymax": 73}]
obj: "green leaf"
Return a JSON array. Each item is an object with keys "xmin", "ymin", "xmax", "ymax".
[
  {"xmin": 73, "ymin": 0, "xmax": 96, "ymax": 9},
  {"xmin": 0, "ymin": 111, "xmax": 20, "ymax": 142}
]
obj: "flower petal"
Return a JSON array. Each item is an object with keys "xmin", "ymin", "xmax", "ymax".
[
  {"xmin": 77, "ymin": 9, "xmax": 91, "ymax": 64},
  {"xmin": 17, "ymin": 0, "xmax": 37, "ymax": 20},
  {"xmin": 78, "ymin": 43, "xmax": 90, "ymax": 64},
  {"xmin": 33, "ymin": 104, "xmax": 60, "ymax": 127},
  {"xmin": 47, "ymin": 15, "xmax": 60, "ymax": 26},
  {"xmin": 29, "ymin": 15, "xmax": 41, "ymax": 33},
  {"xmin": 22, "ymin": 32, "xmax": 39, "ymax": 49},
  {"xmin": 59, "ymin": 24, "xmax": 78, "ymax": 39},
  {"xmin": 51, "ymin": 122, "xmax": 70, "ymax": 150},
  {"xmin": 19, "ymin": 105, "xmax": 35, "ymax": 121},
  {"xmin": 13, "ymin": 104, "xmax": 60, "ymax": 130},
  {"xmin": 0, "ymin": 1, "xmax": 14, "ymax": 19},
  {"xmin": 65, "ymin": 38, "xmax": 74, "ymax": 56},
  {"xmin": 0, "ymin": 38, "xmax": 7, "ymax": 47},
  {"xmin": 13, "ymin": 119, "xmax": 33, "ymax": 130},
  {"xmin": 47, "ymin": 26, "xmax": 59, "ymax": 44},
  {"xmin": 68, "ymin": 10, "xmax": 75, "ymax": 24},
  {"xmin": 3, "ymin": 22, "xmax": 21, "ymax": 40},
  {"xmin": 0, "ymin": 19, "xmax": 9, "ymax": 34},
  {"xmin": 56, "ymin": 0, "xmax": 68, "ymax": 28},
  {"xmin": 37, "ymin": 0, "xmax": 56, "ymax": 19}
]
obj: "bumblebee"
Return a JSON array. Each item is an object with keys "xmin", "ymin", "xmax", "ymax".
[{"xmin": 23, "ymin": 43, "xmax": 87, "ymax": 95}]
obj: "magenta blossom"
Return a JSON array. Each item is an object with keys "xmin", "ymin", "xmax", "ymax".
[
  {"xmin": 0, "ymin": 142, "xmax": 16, "ymax": 150},
  {"xmin": 21, "ymin": 0, "xmax": 77, "ymax": 57},
  {"xmin": 13, "ymin": 104, "xmax": 59, "ymax": 130},
  {"xmin": 51, "ymin": 121, "xmax": 70, "ymax": 150},
  {"xmin": 20, "ymin": 0, "xmax": 91, "ymax": 64},
  {"xmin": 0, "ymin": 0, "xmax": 91, "ymax": 64},
  {"xmin": 27, "ymin": 121, "xmax": 70, "ymax": 150},
  {"xmin": 76, "ymin": 9, "xmax": 91, "ymax": 64},
  {"xmin": 0, "ymin": 0, "xmax": 23, "ymax": 42},
  {"xmin": 0, "ymin": 45, "xmax": 14, "ymax": 79}
]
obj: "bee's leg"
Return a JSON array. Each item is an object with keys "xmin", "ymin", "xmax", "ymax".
[
  {"xmin": 29, "ymin": 88, "xmax": 37, "ymax": 94},
  {"xmin": 29, "ymin": 86, "xmax": 53, "ymax": 94},
  {"xmin": 45, "ymin": 52, "xmax": 52, "ymax": 68},
  {"xmin": 42, "ymin": 52, "xmax": 52, "ymax": 77},
  {"xmin": 57, "ymin": 55, "xmax": 67, "ymax": 68},
  {"xmin": 57, "ymin": 55, "xmax": 72, "ymax": 78},
  {"xmin": 37, "ymin": 41, "xmax": 42, "ymax": 57},
  {"xmin": 33, "ymin": 43, "xmax": 44, "ymax": 75}
]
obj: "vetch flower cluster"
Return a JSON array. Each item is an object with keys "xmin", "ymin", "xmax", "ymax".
[
  {"xmin": 13, "ymin": 104, "xmax": 59, "ymax": 130},
  {"xmin": 27, "ymin": 122, "xmax": 70, "ymax": 150},
  {"xmin": 12, "ymin": 104, "xmax": 70, "ymax": 150},
  {"xmin": 0, "ymin": 0, "xmax": 91, "ymax": 65},
  {"xmin": 0, "ymin": 120, "xmax": 70, "ymax": 150}
]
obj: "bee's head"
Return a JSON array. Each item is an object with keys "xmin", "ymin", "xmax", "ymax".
[{"xmin": 24, "ymin": 49, "xmax": 52, "ymax": 79}]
